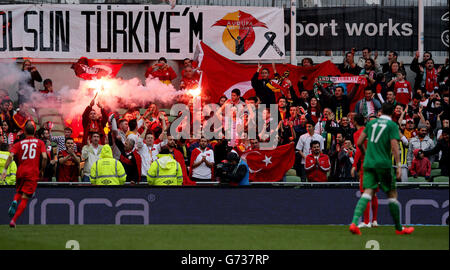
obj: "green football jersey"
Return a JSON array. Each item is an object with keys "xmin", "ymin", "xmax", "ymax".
[{"xmin": 363, "ymin": 115, "xmax": 400, "ymax": 169}]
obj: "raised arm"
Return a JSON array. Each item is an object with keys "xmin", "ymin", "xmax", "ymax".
[
  {"xmin": 347, "ymin": 83, "xmax": 360, "ymax": 102},
  {"xmin": 410, "ymin": 51, "xmax": 421, "ymax": 74}
]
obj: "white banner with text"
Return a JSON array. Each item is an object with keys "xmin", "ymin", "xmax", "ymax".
[{"xmin": 0, "ymin": 4, "xmax": 285, "ymax": 60}]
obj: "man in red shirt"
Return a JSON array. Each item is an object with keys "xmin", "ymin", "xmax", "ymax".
[
  {"xmin": 305, "ymin": 140, "xmax": 330, "ymax": 182},
  {"xmin": 57, "ymin": 138, "xmax": 81, "ymax": 182},
  {"xmin": 145, "ymin": 57, "xmax": 177, "ymax": 85},
  {"xmin": 180, "ymin": 66, "xmax": 200, "ymax": 90},
  {"xmin": 82, "ymin": 98, "xmax": 108, "ymax": 146},
  {"xmin": 1, "ymin": 121, "xmax": 47, "ymax": 228}
]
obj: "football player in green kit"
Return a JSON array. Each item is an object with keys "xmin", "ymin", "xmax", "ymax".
[{"xmin": 349, "ymin": 102, "xmax": 414, "ymax": 235}]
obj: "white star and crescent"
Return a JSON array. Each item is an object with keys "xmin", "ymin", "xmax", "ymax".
[
  {"xmin": 241, "ymin": 151, "xmax": 273, "ymax": 173},
  {"xmin": 262, "ymin": 155, "xmax": 272, "ymax": 166}
]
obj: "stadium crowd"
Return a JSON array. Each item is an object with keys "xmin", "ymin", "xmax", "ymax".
[{"xmin": 0, "ymin": 49, "xmax": 449, "ymax": 186}]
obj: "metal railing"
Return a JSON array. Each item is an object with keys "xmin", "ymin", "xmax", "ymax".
[
  {"xmin": 2, "ymin": 181, "xmax": 447, "ymax": 187},
  {"xmin": 2, "ymin": 0, "xmax": 447, "ymax": 7}
]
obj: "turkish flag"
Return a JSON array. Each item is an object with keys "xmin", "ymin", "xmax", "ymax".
[
  {"xmin": 197, "ymin": 41, "xmax": 338, "ymax": 101},
  {"xmin": 71, "ymin": 57, "xmax": 123, "ymax": 80},
  {"xmin": 240, "ymin": 143, "xmax": 296, "ymax": 182},
  {"xmin": 196, "ymin": 41, "xmax": 366, "ymax": 112}
]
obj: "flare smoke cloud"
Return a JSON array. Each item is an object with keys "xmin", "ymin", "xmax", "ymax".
[{"xmin": 0, "ymin": 62, "xmax": 187, "ymax": 120}]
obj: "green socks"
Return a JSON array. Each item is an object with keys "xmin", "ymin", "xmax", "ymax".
[
  {"xmin": 352, "ymin": 194, "xmax": 403, "ymax": 231},
  {"xmin": 351, "ymin": 194, "xmax": 371, "ymax": 225},
  {"xmin": 388, "ymin": 199, "xmax": 403, "ymax": 231}
]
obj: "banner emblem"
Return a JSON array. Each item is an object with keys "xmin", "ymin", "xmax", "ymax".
[
  {"xmin": 258, "ymin": 32, "xmax": 284, "ymax": 58},
  {"xmin": 212, "ymin": 10, "xmax": 267, "ymax": 56}
]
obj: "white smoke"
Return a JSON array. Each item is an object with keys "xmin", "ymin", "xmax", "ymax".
[
  {"xmin": 0, "ymin": 62, "xmax": 31, "ymax": 99},
  {"xmin": 55, "ymin": 76, "xmax": 187, "ymax": 119},
  {"xmin": 1, "ymin": 62, "xmax": 190, "ymax": 122}
]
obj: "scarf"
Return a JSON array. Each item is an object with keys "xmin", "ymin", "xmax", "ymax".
[
  {"xmin": 266, "ymin": 70, "xmax": 291, "ymax": 93},
  {"xmin": 425, "ymin": 68, "xmax": 438, "ymax": 94},
  {"xmin": 320, "ymin": 118, "xmax": 333, "ymax": 151},
  {"xmin": 360, "ymin": 99, "xmax": 369, "ymax": 118},
  {"xmin": 336, "ymin": 105, "xmax": 343, "ymax": 121},
  {"xmin": 88, "ymin": 120, "xmax": 100, "ymax": 133},
  {"xmin": 309, "ymin": 108, "xmax": 319, "ymax": 123},
  {"xmin": 318, "ymin": 76, "xmax": 363, "ymax": 84}
]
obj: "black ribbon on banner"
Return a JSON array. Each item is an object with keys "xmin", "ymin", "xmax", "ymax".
[{"xmin": 258, "ymin": 32, "xmax": 284, "ymax": 58}]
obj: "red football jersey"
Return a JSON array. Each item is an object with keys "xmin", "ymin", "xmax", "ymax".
[
  {"xmin": 394, "ymin": 81, "xmax": 412, "ymax": 106},
  {"xmin": 10, "ymin": 137, "xmax": 46, "ymax": 181},
  {"xmin": 57, "ymin": 150, "xmax": 81, "ymax": 182}
]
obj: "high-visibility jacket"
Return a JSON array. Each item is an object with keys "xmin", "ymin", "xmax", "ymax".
[
  {"xmin": 147, "ymin": 154, "xmax": 183, "ymax": 186},
  {"xmin": 0, "ymin": 151, "xmax": 17, "ymax": 185},
  {"xmin": 392, "ymin": 140, "xmax": 408, "ymax": 167},
  {"xmin": 90, "ymin": 145, "xmax": 126, "ymax": 185}
]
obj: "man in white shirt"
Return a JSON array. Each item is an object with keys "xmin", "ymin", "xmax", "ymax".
[
  {"xmin": 190, "ymin": 137, "xmax": 215, "ymax": 182},
  {"xmin": 128, "ymin": 114, "xmax": 167, "ymax": 183},
  {"xmin": 356, "ymin": 47, "xmax": 381, "ymax": 73},
  {"xmin": 81, "ymin": 132, "xmax": 103, "ymax": 183},
  {"xmin": 296, "ymin": 121, "xmax": 325, "ymax": 181},
  {"xmin": 145, "ymin": 132, "xmax": 167, "ymax": 159}
]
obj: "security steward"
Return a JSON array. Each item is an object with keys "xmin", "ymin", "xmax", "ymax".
[
  {"xmin": 0, "ymin": 143, "xmax": 17, "ymax": 185},
  {"xmin": 147, "ymin": 146, "xmax": 183, "ymax": 186},
  {"xmin": 90, "ymin": 144, "xmax": 126, "ymax": 185}
]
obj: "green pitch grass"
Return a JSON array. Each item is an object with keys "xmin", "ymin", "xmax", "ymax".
[{"xmin": 0, "ymin": 225, "xmax": 447, "ymax": 250}]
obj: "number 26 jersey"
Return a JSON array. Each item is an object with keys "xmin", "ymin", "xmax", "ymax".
[
  {"xmin": 363, "ymin": 115, "xmax": 400, "ymax": 169},
  {"xmin": 10, "ymin": 137, "xmax": 46, "ymax": 181}
]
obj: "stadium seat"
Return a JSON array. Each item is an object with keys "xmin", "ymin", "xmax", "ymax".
[
  {"xmin": 431, "ymin": 169, "xmax": 441, "ymax": 178},
  {"xmin": 117, "ymin": 108, "xmax": 127, "ymax": 115},
  {"xmin": 286, "ymin": 169, "xmax": 297, "ymax": 176},
  {"xmin": 286, "ymin": 175, "xmax": 301, "ymax": 182},
  {"xmin": 168, "ymin": 116, "xmax": 177, "ymax": 123},
  {"xmin": 34, "ymin": 106, "xmax": 66, "ymax": 136},
  {"xmin": 433, "ymin": 176, "xmax": 449, "ymax": 183},
  {"xmin": 431, "ymin": 162, "xmax": 439, "ymax": 169},
  {"xmin": 408, "ymin": 176, "xmax": 426, "ymax": 182}
]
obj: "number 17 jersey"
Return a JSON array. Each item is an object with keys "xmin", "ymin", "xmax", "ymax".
[
  {"xmin": 363, "ymin": 115, "xmax": 400, "ymax": 169},
  {"xmin": 10, "ymin": 137, "xmax": 46, "ymax": 181}
]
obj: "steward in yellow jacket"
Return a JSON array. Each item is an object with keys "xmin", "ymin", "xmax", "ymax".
[
  {"xmin": 0, "ymin": 150, "xmax": 17, "ymax": 185},
  {"xmin": 90, "ymin": 145, "xmax": 126, "ymax": 185},
  {"xmin": 147, "ymin": 152, "xmax": 183, "ymax": 186}
]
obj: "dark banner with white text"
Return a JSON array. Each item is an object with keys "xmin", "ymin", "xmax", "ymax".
[
  {"xmin": 0, "ymin": 187, "xmax": 447, "ymax": 225},
  {"xmin": 284, "ymin": 7, "xmax": 449, "ymax": 51}
]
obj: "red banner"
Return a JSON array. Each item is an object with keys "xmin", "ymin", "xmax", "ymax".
[
  {"xmin": 71, "ymin": 57, "xmax": 123, "ymax": 80},
  {"xmin": 197, "ymin": 41, "xmax": 366, "ymax": 112}
]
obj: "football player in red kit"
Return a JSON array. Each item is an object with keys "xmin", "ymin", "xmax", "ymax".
[
  {"xmin": 1, "ymin": 121, "xmax": 47, "ymax": 228},
  {"xmin": 351, "ymin": 114, "xmax": 379, "ymax": 228}
]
